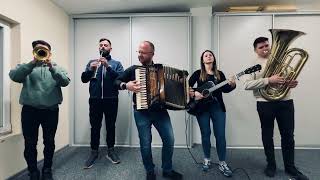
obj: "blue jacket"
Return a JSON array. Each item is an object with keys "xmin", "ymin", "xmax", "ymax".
[{"xmin": 81, "ymin": 55, "xmax": 124, "ymax": 99}]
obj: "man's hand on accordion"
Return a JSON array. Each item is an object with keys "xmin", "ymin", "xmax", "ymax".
[{"xmin": 126, "ymin": 80, "xmax": 141, "ymax": 93}]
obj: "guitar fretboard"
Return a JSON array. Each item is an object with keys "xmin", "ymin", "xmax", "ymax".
[{"xmin": 206, "ymin": 71, "xmax": 244, "ymax": 93}]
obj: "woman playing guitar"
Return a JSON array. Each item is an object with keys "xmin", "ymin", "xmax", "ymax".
[{"xmin": 188, "ymin": 50, "xmax": 236, "ymax": 176}]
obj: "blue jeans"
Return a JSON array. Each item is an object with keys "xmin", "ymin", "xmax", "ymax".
[
  {"xmin": 134, "ymin": 109, "xmax": 175, "ymax": 173},
  {"xmin": 196, "ymin": 101, "xmax": 226, "ymax": 161}
]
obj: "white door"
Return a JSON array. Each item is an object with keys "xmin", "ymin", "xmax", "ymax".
[
  {"xmin": 73, "ymin": 18, "xmax": 132, "ymax": 146},
  {"xmin": 216, "ymin": 15, "xmax": 273, "ymax": 147},
  {"xmin": 274, "ymin": 15, "xmax": 320, "ymax": 147},
  {"xmin": 131, "ymin": 16, "xmax": 191, "ymax": 146},
  {"xmin": 73, "ymin": 15, "xmax": 191, "ymax": 147}
]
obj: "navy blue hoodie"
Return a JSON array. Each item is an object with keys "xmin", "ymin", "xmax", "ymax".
[{"xmin": 81, "ymin": 55, "xmax": 124, "ymax": 99}]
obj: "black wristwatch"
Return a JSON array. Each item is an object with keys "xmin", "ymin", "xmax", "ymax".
[{"xmin": 121, "ymin": 83, "xmax": 127, "ymax": 90}]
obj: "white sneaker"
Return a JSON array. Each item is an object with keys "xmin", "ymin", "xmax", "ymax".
[
  {"xmin": 218, "ymin": 161, "xmax": 233, "ymax": 177},
  {"xmin": 202, "ymin": 159, "xmax": 211, "ymax": 172}
]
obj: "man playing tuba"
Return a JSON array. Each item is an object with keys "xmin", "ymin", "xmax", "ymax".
[{"xmin": 244, "ymin": 36, "xmax": 308, "ymax": 180}]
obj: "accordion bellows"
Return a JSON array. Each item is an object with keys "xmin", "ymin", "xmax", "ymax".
[{"xmin": 135, "ymin": 64, "xmax": 189, "ymax": 110}]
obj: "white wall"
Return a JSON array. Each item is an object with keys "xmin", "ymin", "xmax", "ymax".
[
  {"xmin": 0, "ymin": 0, "xmax": 70, "ymax": 179},
  {"xmin": 190, "ymin": 7, "xmax": 213, "ymax": 144},
  {"xmin": 274, "ymin": 15, "xmax": 320, "ymax": 147}
]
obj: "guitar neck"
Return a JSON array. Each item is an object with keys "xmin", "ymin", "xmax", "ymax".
[
  {"xmin": 207, "ymin": 80, "xmax": 228, "ymax": 93},
  {"xmin": 206, "ymin": 71, "xmax": 244, "ymax": 93}
]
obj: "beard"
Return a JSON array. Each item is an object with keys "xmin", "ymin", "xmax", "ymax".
[{"xmin": 100, "ymin": 49, "xmax": 110, "ymax": 58}]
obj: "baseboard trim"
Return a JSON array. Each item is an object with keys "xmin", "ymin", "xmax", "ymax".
[
  {"xmin": 6, "ymin": 145, "xmax": 69, "ymax": 180},
  {"xmin": 226, "ymin": 146, "xmax": 320, "ymax": 149}
]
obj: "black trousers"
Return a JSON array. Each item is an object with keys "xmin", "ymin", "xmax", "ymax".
[
  {"xmin": 257, "ymin": 100, "xmax": 295, "ymax": 168},
  {"xmin": 89, "ymin": 98, "xmax": 118, "ymax": 150},
  {"xmin": 21, "ymin": 105, "xmax": 59, "ymax": 173}
]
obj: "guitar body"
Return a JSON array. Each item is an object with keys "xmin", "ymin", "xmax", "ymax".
[
  {"xmin": 186, "ymin": 64, "xmax": 262, "ymax": 116},
  {"xmin": 187, "ymin": 81, "xmax": 216, "ymax": 116}
]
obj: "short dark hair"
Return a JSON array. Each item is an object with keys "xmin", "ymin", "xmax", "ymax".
[
  {"xmin": 253, "ymin": 37, "xmax": 268, "ymax": 49},
  {"xmin": 99, "ymin": 38, "xmax": 111, "ymax": 46},
  {"xmin": 144, "ymin": 41, "xmax": 155, "ymax": 52},
  {"xmin": 32, "ymin": 40, "xmax": 51, "ymax": 50}
]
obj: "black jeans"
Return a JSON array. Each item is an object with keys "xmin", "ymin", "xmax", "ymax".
[
  {"xmin": 89, "ymin": 98, "xmax": 118, "ymax": 150},
  {"xmin": 257, "ymin": 100, "xmax": 295, "ymax": 168},
  {"xmin": 21, "ymin": 105, "xmax": 59, "ymax": 173}
]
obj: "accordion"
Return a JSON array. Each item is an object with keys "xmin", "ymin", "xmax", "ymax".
[{"xmin": 135, "ymin": 64, "xmax": 189, "ymax": 110}]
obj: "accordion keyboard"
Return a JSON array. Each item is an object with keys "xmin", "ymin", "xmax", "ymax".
[{"xmin": 135, "ymin": 68, "xmax": 148, "ymax": 110}]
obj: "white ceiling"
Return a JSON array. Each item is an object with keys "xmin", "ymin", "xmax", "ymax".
[{"xmin": 50, "ymin": 0, "xmax": 320, "ymax": 15}]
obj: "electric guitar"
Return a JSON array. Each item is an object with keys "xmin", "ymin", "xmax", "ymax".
[{"xmin": 187, "ymin": 64, "xmax": 262, "ymax": 115}]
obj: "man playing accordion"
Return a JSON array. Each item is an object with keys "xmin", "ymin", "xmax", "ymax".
[{"xmin": 115, "ymin": 41, "xmax": 183, "ymax": 180}]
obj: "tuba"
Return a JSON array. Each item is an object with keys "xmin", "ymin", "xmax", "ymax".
[
  {"xmin": 259, "ymin": 29, "xmax": 309, "ymax": 101},
  {"xmin": 32, "ymin": 46, "xmax": 51, "ymax": 61}
]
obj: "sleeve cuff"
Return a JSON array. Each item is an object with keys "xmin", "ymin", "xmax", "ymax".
[{"xmin": 263, "ymin": 78, "xmax": 269, "ymax": 85}]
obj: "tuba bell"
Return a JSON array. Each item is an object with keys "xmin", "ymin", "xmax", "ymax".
[
  {"xmin": 33, "ymin": 46, "xmax": 51, "ymax": 61},
  {"xmin": 259, "ymin": 29, "xmax": 309, "ymax": 101}
]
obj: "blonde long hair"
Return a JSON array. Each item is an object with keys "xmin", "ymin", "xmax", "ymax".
[{"xmin": 200, "ymin": 50, "xmax": 220, "ymax": 81}]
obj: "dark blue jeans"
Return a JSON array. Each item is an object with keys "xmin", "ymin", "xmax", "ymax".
[
  {"xmin": 133, "ymin": 109, "xmax": 175, "ymax": 173},
  {"xmin": 196, "ymin": 101, "xmax": 226, "ymax": 161}
]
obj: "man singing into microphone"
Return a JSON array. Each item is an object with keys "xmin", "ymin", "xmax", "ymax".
[{"xmin": 81, "ymin": 38, "xmax": 124, "ymax": 169}]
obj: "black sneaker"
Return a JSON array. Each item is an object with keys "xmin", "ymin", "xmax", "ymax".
[
  {"xmin": 162, "ymin": 170, "xmax": 183, "ymax": 180},
  {"xmin": 285, "ymin": 167, "xmax": 309, "ymax": 180},
  {"xmin": 29, "ymin": 170, "xmax": 40, "ymax": 180},
  {"xmin": 41, "ymin": 168, "xmax": 53, "ymax": 180},
  {"xmin": 106, "ymin": 147, "xmax": 120, "ymax": 164},
  {"xmin": 146, "ymin": 171, "xmax": 156, "ymax": 180},
  {"xmin": 264, "ymin": 164, "xmax": 276, "ymax": 177},
  {"xmin": 84, "ymin": 150, "xmax": 98, "ymax": 169}
]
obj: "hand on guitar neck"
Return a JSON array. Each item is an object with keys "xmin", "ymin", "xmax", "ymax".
[{"xmin": 227, "ymin": 76, "xmax": 236, "ymax": 87}]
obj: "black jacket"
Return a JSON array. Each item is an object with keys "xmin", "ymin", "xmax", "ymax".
[
  {"xmin": 188, "ymin": 70, "xmax": 236, "ymax": 112},
  {"xmin": 115, "ymin": 65, "xmax": 139, "ymax": 103},
  {"xmin": 81, "ymin": 55, "xmax": 124, "ymax": 99}
]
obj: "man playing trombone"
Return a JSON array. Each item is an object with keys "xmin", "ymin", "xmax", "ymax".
[
  {"xmin": 81, "ymin": 38, "xmax": 124, "ymax": 169},
  {"xmin": 9, "ymin": 40, "xmax": 70, "ymax": 180}
]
